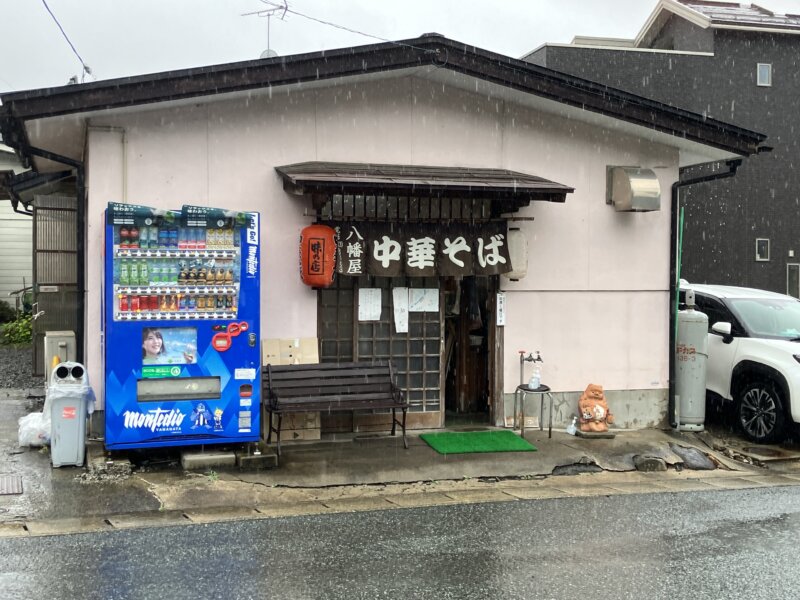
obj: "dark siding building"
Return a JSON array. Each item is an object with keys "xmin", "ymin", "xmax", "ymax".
[{"xmin": 527, "ymin": 0, "xmax": 800, "ymax": 295}]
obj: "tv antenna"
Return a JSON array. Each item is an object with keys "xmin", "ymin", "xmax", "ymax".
[{"xmin": 242, "ymin": 0, "xmax": 288, "ymax": 58}]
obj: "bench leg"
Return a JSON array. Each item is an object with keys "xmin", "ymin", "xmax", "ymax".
[
  {"xmin": 266, "ymin": 410, "xmax": 273, "ymax": 444},
  {"xmin": 391, "ymin": 408, "xmax": 397, "ymax": 436},
  {"xmin": 276, "ymin": 413, "xmax": 282, "ymax": 456},
  {"xmin": 401, "ymin": 407, "xmax": 408, "ymax": 449}
]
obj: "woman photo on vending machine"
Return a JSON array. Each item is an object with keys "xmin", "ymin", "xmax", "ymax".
[{"xmin": 142, "ymin": 328, "xmax": 167, "ymax": 364}]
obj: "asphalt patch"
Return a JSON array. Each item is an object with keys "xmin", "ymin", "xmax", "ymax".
[{"xmin": 669, "ymin": 443, "xmax": 716, "ymax": 470}]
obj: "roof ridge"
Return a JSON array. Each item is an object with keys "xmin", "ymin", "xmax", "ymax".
[{"xmin": 676, "ymin": 0, "xmax": 742, "ymax": 8}]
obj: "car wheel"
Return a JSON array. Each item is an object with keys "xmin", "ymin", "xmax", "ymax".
[{"xmin": 736, "ymin": 380, "xmax": 787, "ymax": 444}]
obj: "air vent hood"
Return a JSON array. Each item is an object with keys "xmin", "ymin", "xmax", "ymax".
[{"xmin": 606, "ymin": 166, "xmax": 661, "ymax": 212}]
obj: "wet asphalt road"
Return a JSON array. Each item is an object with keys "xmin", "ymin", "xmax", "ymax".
[{"xmin": 2, "ymin": 485, "xmax": 799, "ymax": 600}]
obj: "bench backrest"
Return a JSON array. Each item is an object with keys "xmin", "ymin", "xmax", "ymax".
[{"xmin": 265, "ymin": 361, "xmax": 397, "ymax": 400}]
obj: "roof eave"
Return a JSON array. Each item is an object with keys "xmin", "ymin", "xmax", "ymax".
[{"xmin": 0, "ymin": 34, "xmax": 766, "ymax": 164}]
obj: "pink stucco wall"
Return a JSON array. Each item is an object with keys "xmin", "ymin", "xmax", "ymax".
[{"xmin": 83, "ymin": 74, "xmax": 678, "ymax": 408}]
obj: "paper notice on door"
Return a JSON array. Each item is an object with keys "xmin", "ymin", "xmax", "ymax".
[
  {"xmin": 392, "ymin": 287, "xmax": 409, "ymax": 333},
  {"xmin": 408, "ymin": 288, "xmax": 439, "ymax": 312},
  {"xmin": 358, "ymin": 288, "xmax": 382, "ymax": 321}
]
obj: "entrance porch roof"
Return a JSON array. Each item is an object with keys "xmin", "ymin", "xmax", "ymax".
[{"xmin": 276, "ymin": 161, "xmax": 574, "ymax": 216}]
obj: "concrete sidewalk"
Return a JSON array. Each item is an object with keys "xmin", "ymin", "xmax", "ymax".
[{"xmin": 3, "ymin": 388, "xmax": 800, "ymax": 536}]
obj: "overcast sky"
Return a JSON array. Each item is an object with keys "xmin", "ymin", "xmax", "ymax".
[{"xmin": 2, "ymin": 0, "xmax": 799, "ymax": 94}]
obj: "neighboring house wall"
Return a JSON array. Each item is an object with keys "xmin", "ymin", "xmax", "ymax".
[
  {"xmin": 0, "ymin": 201, "xmax": 32, "ymax": 305},
  {"xmin": 527, "ymin": 26, "xmax": 799, "ymax": 296},
  {"xmin": 651, "ymin": 14, "xmax": 714, "ymax": 51},
  {"xmin": 0, "ymin": 148, "xmax": 32, "ymax": 307},
  {"xmin": 83, "ymin": 75, "xmax": 678, "ymax": 427}
]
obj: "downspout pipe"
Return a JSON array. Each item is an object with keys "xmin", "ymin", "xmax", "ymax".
[
  {"xmin": 15, "ymin": 144, "xmax": 86, "ymax": 364},
  {"xmin": 668, "ymin": 158, "xmax": 743, "ymax": 429}
]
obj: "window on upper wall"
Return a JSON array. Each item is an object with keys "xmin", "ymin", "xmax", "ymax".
[
  {"xmin": 757, "ymin": 63, "xmax": 772, "ymax": 87},
  {"xmin": 756, "ymin": 238, "xmax": 770, "ymax": 262},
  {"xmin": 787, "ymin": 264, "xmax": 800, "ymax": 299}
]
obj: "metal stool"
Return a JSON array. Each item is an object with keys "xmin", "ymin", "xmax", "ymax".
[{"xmin": 514, "ymin": 384, "xmax": 554, "ymax": 439}]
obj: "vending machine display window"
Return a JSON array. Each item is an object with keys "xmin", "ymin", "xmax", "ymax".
[{"xmin": 111, "ymin": 217, "xmax": 241, "ymax": 321}]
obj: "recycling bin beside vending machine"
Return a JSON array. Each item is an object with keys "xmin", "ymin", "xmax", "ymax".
[{"xmin": 49, "ymin": 362, "xmax": 90, "ymax": 467}]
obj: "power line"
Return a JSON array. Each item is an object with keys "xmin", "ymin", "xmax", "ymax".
[
  {"xmin": 243, "ymin": 1, "xmax": 437, "ymax": 54},
  {"xmin": 40, "ymin": 0, "xmax": 93, "ymax": 81}
]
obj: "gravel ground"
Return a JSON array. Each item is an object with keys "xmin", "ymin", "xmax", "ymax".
[{"xmin": 0, "ymin": 344, "xmax": 45, "ymax": 390}]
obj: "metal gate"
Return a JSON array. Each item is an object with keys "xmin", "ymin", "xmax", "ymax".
[{"xmin": 32, "ymin": 195, "xmax": 78, "ymax": 376}]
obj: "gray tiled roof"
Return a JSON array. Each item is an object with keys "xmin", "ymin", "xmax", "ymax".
[{"xmin": 679, "ymin": 0, "xmax": 800, "ymax": 29}]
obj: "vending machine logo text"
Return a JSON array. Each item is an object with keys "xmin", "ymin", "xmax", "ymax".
[
  {"xmin": 247, "ymin": 213, "xmax": 259, "ymax": 245},
  {"xmin": 246, "ymin": 246, "xmax": 258, "ymax": 276},
  {"xmin": 123, "ymin": 408, "xmax": 186, "ymax": 432}
]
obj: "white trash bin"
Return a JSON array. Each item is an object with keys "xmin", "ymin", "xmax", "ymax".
[{"xmin": 49, "ymin": 362, "xmax": 93, "ymax": 467}]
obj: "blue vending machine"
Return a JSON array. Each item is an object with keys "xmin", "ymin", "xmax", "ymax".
[{"xmin": 103, "ymin": 202, "xmax": 260, "ymax": 450}]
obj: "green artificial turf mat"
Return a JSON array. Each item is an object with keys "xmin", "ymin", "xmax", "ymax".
[{"xmin": 419, "ymin": 430, "xmax": 537, "ymax": 455}]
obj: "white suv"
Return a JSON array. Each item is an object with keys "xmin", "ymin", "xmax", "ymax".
[{"xmin": 679, "ymin": 282, "xmax": 800, "ymax": 443}]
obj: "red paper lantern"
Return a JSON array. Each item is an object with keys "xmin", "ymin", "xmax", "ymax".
[{"xmin": 299, "ymin": 224, "xmax": 336, "ymax": 288}]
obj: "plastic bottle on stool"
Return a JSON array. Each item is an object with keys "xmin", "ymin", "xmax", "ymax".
[{"xmin": 528, "ymin": 365, "xmax": 541, "ymax": 390}]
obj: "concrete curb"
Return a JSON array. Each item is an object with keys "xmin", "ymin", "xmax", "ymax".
[{"xmin": 3, "ymin": 469, "xmax": 799, "ymax": 538}]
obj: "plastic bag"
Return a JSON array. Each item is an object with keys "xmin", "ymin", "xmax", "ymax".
[{"xmin": 18, "ymin": 411, "xmax": 51, "ymax": 447}]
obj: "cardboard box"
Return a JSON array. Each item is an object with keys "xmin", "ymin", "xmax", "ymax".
[
  {"xmin": 279, "ymin": 411, "xmax": 321, "ymax": 441},
  {"xmin": 262, "ymin": 338, "xmax": 319, "ymax": 366},
  {"xmin": 262, "ymin": 408, "xmax": 323, "ymax": 442},
  {"xmin": 280, "ymin": 428, "xmax": 321, "ymax": 442},
  {"xmin": 261, "ymin": 339, "xmax": 281, "ymax": 366},
  {"xmin": 282, "ymin": 411, "xmax": 321, "ymax": 431}
]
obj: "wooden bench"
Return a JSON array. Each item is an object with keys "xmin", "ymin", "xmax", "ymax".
[{"xmin": 263, "ymin": 361, "xmax": 409, "ymax": 455}]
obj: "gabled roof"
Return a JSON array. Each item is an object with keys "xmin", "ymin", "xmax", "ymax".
[
  {"xmin": 0, "ymin": 34, "xmax": 766, "ymax": 170},
  {"xmin": 636, "ymin": 0, "xmax": 800, "ymax": 47}
]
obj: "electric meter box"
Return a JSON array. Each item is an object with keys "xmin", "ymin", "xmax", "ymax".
[{"xmin": 44, "ymin": 331, "xmax": 76, "ymax": 371}]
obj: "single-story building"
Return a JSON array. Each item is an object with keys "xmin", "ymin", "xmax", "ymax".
[{"xmin": 0, "ymin": 34, "xmax": 765, "ymax": 438}]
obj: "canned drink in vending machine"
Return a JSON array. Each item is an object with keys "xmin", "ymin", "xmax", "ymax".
[
  {"xmin": 131, "ymin": 296, "xmax": 140, "ymax": 312},
  {"xmin": 158, "ymin": 227, "xmax": 169, "ymax": 249},
  {"xmin": 149, "ymin": 295, "xmax": 159, "ymax": 311},
  {"xmin": 119, "ymin": 295, "xmax": 129, "ymax": 312}
]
